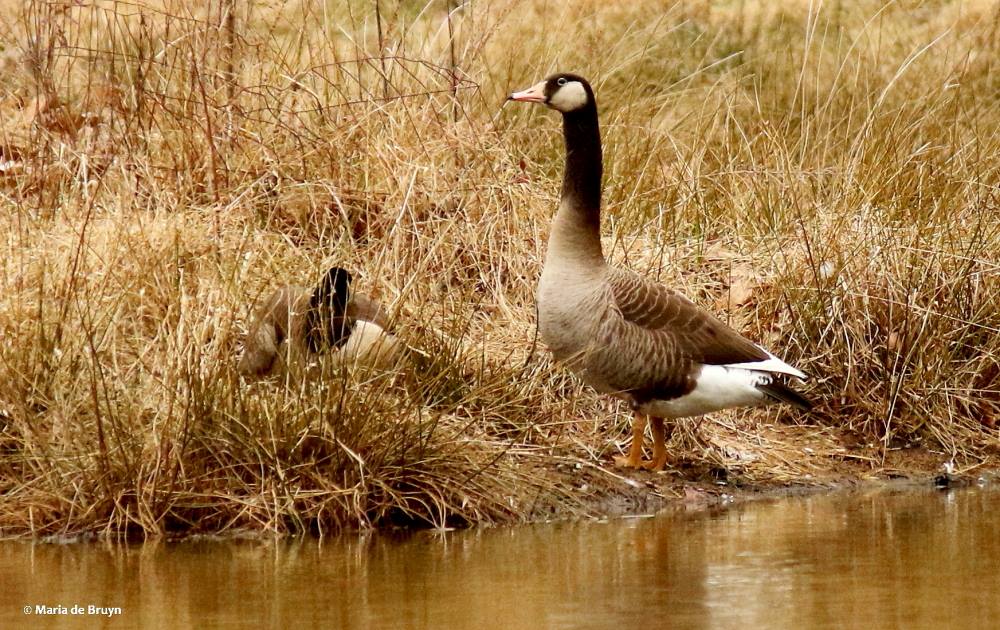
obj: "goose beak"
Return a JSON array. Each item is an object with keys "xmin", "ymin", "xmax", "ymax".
[{"xmin": 508, "ymin": 81, "xmax": 547, "ymax": 103}]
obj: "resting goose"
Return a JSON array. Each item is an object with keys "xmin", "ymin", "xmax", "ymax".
[
  {"xmin": 509, "ymin": 73, "xmax": 812, "ymax": 471},
  {"xmin": 237, "ymin": 266, "xmax": 401, "ymax": 376}
]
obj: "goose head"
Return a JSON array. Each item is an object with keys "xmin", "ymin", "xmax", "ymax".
[{"xmin": 509, "ymin": 73, "xmax": 594, "ymax": 113}]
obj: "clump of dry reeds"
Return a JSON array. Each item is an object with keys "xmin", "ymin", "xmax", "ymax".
[{"xmin": 1, "ymin": 0, "xmax": 998, "ymax": 538}]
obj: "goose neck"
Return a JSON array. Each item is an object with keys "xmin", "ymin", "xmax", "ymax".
[{"xmin": 554, "ymin": 104, "xmax": 603, "ymax": 262}]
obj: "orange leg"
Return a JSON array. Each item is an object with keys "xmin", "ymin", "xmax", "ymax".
[
  {"xmin": 642, "ymin": 417, "xmax": 669, "ymax": 471},
  {"xmin": 613, "ymin": 411, "xmax": 646, "ymax": 468}
]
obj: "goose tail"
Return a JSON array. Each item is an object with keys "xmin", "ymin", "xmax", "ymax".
[{"xmin": 756, "ymin": 378, "xmax": 813, "ymax": 411}]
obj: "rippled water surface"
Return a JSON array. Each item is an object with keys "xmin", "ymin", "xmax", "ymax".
[{"xmin": 3, "ymin": 485, "xmax": 998, "ymax": 629}]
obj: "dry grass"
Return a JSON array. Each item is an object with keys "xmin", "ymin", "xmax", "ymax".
[{"xmin": 1, "ymin": 0, "xmax": 999, "ymax": 538}]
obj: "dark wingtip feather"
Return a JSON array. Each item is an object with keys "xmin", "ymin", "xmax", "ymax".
[{"xmin": 757, "ymin": 379, "xmax": 814, "ymax": 411}]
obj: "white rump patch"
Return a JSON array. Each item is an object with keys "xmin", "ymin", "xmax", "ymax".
[
  {"xmin": 642, "ymin": 347, "xmax": 807, "ymax": 419},
  {"xmin": 644, "ymin": 365, "xmax": 767, "ymax": 419},
  {"xmin": 548, "ymin": 81, "xmax": 588, "ymax": 112}
]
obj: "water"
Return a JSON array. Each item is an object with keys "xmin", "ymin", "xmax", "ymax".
[{"xmin": 3, "ymin": 485, "xmax": 997, "ymax": 629}]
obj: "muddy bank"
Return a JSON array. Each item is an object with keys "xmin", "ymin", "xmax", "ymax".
[{"xmin": 519, "ymin": 423, "xmax": 1000, "ymax": 525}]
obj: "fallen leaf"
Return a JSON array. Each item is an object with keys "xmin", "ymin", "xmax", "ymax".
[
  {"xmin": 714, "ymin": 263, "xmax": 756, "ymax": 310},
  {"xmin": 887, "ymin": 330, "xmax": 901, "ymax": 353}
]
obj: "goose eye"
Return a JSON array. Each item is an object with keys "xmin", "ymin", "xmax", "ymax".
[{"xmin": 557, "ymin": 77, "xmax": 567, "ymax": 86}]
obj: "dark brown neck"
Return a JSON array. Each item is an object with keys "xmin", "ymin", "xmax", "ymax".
[
  {"xmin": 560, "ymin": 103, "xmax": 603, "ymax": 233},
  {"xmin": 305, "ymin": 277, "xmax": 353, "ymax": 353}
]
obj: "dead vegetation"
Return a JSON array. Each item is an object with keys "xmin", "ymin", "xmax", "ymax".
[{"xmin": 0, "ymin": 0, "xmax": 998, "ymax": 538}]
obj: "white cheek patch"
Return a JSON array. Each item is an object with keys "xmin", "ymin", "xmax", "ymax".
[{"xmin": 548, "ymin": 82, "xmax": 588, "ymax": 112}]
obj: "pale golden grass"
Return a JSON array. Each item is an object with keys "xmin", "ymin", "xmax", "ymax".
[{"xmin": 0, "ymin": 0, "xmax": 998, "ymax": 538}]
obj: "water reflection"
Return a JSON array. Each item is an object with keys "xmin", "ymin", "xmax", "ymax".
[{"xmin": 2, "ymin": 485, "xmax": 997, "ymax": 629}]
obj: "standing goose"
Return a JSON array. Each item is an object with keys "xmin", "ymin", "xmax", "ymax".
[
  {"xmin": 238, "ymin": 266, "xmax": 402, "ymax": 376},
  {"xmin": 509, "ymin": 74, "xmax": 812, "ymax": 471}
]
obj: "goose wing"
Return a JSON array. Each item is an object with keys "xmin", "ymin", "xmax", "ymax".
[
  {"xmin": 345, "ymin": 293, "xmax": 391, "ymax": 331},
  {"xmin": 238, "ymin": 287, "xmax": 302, "ymax": 375},
  {"xmin": 608, "ymin": 267, "xmax": 767, "ymax": 364},
  {"xmin": 594, "ymin": 268, "xmax": 802, "ymax": 401}
]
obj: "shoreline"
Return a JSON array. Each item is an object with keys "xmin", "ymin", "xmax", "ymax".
[{"xmin": 8, "ymin": 443, "xmax": 996, "ymax": 543}]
